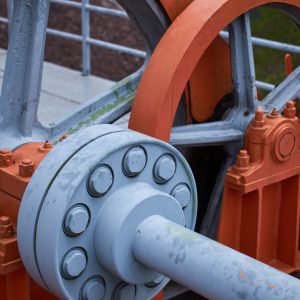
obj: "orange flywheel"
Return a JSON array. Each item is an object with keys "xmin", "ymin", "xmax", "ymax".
[{"xmin": 129, "ymin": 0, "xmax": 300, "ymax": 277}]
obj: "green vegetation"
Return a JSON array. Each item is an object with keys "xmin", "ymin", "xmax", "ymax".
[{"xmin": 251, "ymin": 7, "xmax": 300, "ymax": 86}]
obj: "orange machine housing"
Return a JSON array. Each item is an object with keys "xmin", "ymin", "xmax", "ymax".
[
  {"xmin": 219, "ymin": 102, "xmax": 300, "ymax": 274},
  {"xmin": 0, "ymin": 140, "xmax": 163, "ymax": 299},
  {"xmin": 0, "ymin": 142, "xmax": 57, "ymax": 300}
]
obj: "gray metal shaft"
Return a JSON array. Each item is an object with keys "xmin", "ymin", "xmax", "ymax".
[{"xmin": 133, "ymin": 215, "xmax": 300, "ymax": 300}]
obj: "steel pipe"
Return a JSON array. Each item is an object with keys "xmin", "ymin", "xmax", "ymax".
[{"xmin": 133, "ymin": 215, "xmax": 300, "ymax": 300}]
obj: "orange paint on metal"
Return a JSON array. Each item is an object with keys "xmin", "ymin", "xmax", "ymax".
[
  {"xmin": 129, "ymin": 0, "xmax": 300, "ymax": 141},
  {"xmin": 152, "ymin": 290, "xmax": 164, "ymax": 300},
  {"xmin": 160, "ymin": 0, "xmax": 232, "ymax": 123},
  {"xmin": 0, "ymin": 142, "xmax": 57, "ymax": 300},
  {"xmin": 219, "ymin": 103, "xmax": 300, "ymax": 273},
  {"xmin": 285, "ymin": 53, "xmax": 293, "ymax": 76}
]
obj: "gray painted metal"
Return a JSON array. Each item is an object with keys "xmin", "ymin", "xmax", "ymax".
[
  {"xmin": 18, "ymin": 125, "xmax": 197, "ymax": 299},
  {"xmin": 134, "ymin": 215, "xmax": 300, "ymax": 300},
  {"xmin": 220, "ymin": 30, "xmax": 300, "ymax": 55},
  {"xmin": 0, "ymin": 0, "xmax": 169, "ymax": 149}
]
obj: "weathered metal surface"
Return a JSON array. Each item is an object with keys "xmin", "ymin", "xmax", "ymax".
[
  {"xmin": 129, "ymin": 0, "xmax": 300, "ymax": 240},
  {"xmin": 133, "ymin": 215, "xmax": 300, "ymax": 300},
  {"xmin": 18, "ymin": 125, "xmax": 197, "ymax": 299},
  {"xmin": 219, "ymin": 104, "xmax": 300, "ymax": 274}
]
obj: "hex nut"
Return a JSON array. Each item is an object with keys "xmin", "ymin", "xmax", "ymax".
[
  {"xmin": 153, "ymin": 154, "xmax": 176, "ymax": 184},
  {"xmin": 145, "ymin": 274, "xmax": 165, "ymax": 288},
  {"xmin": 171, "ymin": 184, "xmax": 191, "ymax": 208},
  {"xmin": 113, "ymin": 283, "xmax": 136, "ymax": 300},
  {"xmin": 82, "ymin": 277, "xmax": 106, "ymax": 300},
  {"xmin": 123, "ymin": 146, "xmax": 147, "ymax": 177},
  {"xmin": 88, "ymin": 165, "xmax": 113, "ymax": 197},
  {"xmin": 61, "ymin": 248, "xmax": 87, "ymax": 279},
  {"xmin": 64, "ymin": 205, "xmax": 90, "ymax": 236}
]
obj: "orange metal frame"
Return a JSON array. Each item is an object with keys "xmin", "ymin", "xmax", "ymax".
[{"xmin": 219, "ymin": 103, "xmax": 300, "ymax": 274}]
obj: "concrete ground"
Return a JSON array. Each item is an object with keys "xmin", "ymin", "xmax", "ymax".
[{"xmin": 0, "ymin": 48, "xmax": 115, "ymax": 125}]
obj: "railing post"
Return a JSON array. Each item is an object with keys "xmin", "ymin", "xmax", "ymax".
[
  {"xmin": 81, "ymin": 0, "xmax": 91, "ymax": 76},
  {"xmin": 6, "ymin": 0, "xmax": 13, "ymax": 34}
]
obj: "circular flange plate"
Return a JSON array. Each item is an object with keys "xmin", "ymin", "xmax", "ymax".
[{"xmin": 18, "ymin": 125, "xmax": 197, "ymax": 300}]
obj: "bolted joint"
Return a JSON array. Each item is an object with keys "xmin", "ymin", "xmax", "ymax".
[
  {"xmin": 153, "ymin": 154, "xmax": 176, "ymax": 184},
  {"xmin": 64, "ymin": 205, "xmax": 90, "ymax": 236},
  {"xmin": 0, "ymin": 216, "xmax": 15, "ymax": 239},
  {"xmin": 61, "ymin": 248, "xmax": 87, "ymax": 279},
  {"xmin": 123, "ymin": 146, "xmax": 147, "ymax": 177},
  {"xmin": 270, "ymin": 108, "xmax": 280, "ymax": 118},
  {"xmin": 113, "ymin": 283, "xmax": 136, "ymax": 300},
  {"xmin": 19, "ymin": 159, "xmax": 35, "ymax": 178},
  {"xmin": 81, "ymin": 277, "xmax": 106, "ymax": 300},
  {"xmin": 284, "ymin": 101, "xmax": 296, "ymax": 119},
  {"xmin": 0, "ymin": 149, "xmax": 13, "ymax": 167},
  {"xmin": 233, "ymin": 150, "xmax": 251, "ymax": 173},
  {"xmin": 171, "ymin": 184, "xmax": 191, "ymax": 208},
  {"xmin": 39, "ymin": 140, "xmax": 53, "ymax": 152},
  {"xmin": 253, "ymin": 109, "xmax": 265, "ymax": 128}
]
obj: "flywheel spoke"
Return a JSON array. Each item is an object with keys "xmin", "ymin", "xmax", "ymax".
[
  {"xmin": 262, "ymin": 66, "xmax": 300, "ymax": 112},
  {"xmin": 229, "ymin": 13, "xmax": 258, "ymax": 114},
  {"xmin": 170, "ymin": 121, "xmax": 243, "ymax": 147}
]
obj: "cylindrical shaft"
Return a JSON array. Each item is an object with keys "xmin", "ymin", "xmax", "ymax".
[{"xmin": 133, "ymin": 215, "xmax": 300, "ymax": 300}]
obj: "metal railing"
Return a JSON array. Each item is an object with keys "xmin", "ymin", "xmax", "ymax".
[
  {"xmin": 2, "ymin": 0, "xmax": 146, "ymax": 76},
  {"xmin": 0, "ymin": 1, "xmax": 299, "ymax": 88}
]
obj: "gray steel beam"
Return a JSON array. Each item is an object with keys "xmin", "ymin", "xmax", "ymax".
[
  {"xmin": 134, "ymin": 215, "xmax": 300, "ymax": 300},
  {"xmin": 0, "ymin": 0, "xmax": 50, "ymax": 136}
]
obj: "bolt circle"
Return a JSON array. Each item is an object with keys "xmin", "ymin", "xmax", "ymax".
[
  {"xmin": 64, "ymin": 205, "xmax": 90, "ymax": 236},
  {"xmin": 171, "ymin": 183, "xmax": 191, "ymax": 208},
  {"xmin": 87, "ymin": 165, "xmax": 114, "ymax": 197},
  {"xmin": 153, "ymin": 154, "xmax": 176, "ymax": 184},
  {"xmin": 81, "ymin": 277, "xmax": 106, "ymax": 300},
  {"xmin": 113, "ymin": 283, "xmax": 136, "ymax": 300},
  {"xmin": 123, "ymin": 146, "xmax": 147, "ymax": 177},
  {"xmin": 61, "ymin": 248, "xmax": 87, "ymax": 279}
]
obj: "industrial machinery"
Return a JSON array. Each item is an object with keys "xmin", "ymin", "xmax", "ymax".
[{"xmin": 1, "ymin": 0, "xmax": 300, "ymax": 299}]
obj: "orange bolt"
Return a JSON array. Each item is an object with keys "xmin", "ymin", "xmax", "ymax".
[
  {"xmin": 235, "ymin": 150, "xmax": 251, "ymax": 170},
  {"xmin": 283, "ymin": 101, "xmax": 296, "ymax": 119},
  {"xmin": 254, "ymin": 109, "xmax": 265, "ymax": 128},
  {"xmin": 39, "ymin": 140, "xmax": 53, "ymax": 152},
  {"xmin": 19, "ymin": 158, "xmax": 34, "ymax": 178},
  {"xmin": 0, "ymin": 148, "xmax": 13, "ymax": 167},
  {"xmin": 271, "ymin": 108, "xmax": 279, "ymax": 117},
  {"xmin": 0, "ymin": 216, "xmax": 14, "ymax": 239}
]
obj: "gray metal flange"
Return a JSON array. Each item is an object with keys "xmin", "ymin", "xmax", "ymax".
[{"xmin": 18, "ymin": 125, "xmax": 197, "ymax": 300}]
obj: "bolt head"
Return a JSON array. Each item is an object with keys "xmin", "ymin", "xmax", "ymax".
[
  {"xmin": 82, "ymin": 277, "xmax": 106, "ymax": 300},
  {"xmin": 145, "ymin": 274, "xmax": 165, "ymax": 287},
  {"xmin": 154, "ymin": 154, "xmax": 176, "ymax": 184},
  {"xmin": 123, "ymin": 147, "xmax": 147, "ymax": 177},
  {"xmin": 88, "ymin": 165, "xmax": 113, "ymax": 197},
  {"xmin": 171, "ymin": 184, "xmax": 191, "ymax": 208},
  {"xmin": 64, "ymin": 206, "xmax": 90, "ymax": 236},
  {"xmin": 114, "ymin": 283, "xmax": 136, "ymax": 300},
  {"xmin": 61, "ymin": 249, "xmax": 87, "ymax": 279},
  {"xmin": 0, "ymin": 149, "xmax": 13, "ymax": 167}
]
